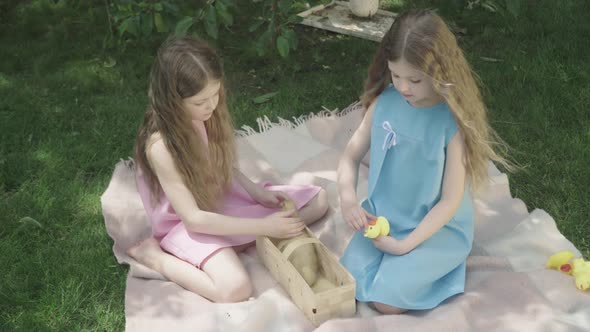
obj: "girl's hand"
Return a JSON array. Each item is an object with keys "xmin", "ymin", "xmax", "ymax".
[
  {"xmin": 341, "ymin": 198, "xmax": 376, "ymax": 231},
  {"xmin": 372, "ymin": 235, "xmax": 409, "ymax": 256},
  {"xmin": 262, "ymin": 209, "xmax": 305, "ymax": 239},
  {"xmin": 253, "ymin": 189, "xmax": 289, "ymax": 209}
]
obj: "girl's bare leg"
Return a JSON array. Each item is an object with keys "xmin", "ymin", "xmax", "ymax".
[
  {"xmin": 372, "ymin": 302, "xmax": 407, "ymax": 315},
  {"xmin": 297, "ymin": 188, "xmax": 329, "ymax": 226},
  {"xmin": 127, "ymin": 238, "xmax": 251, "ymax": 303},
  {"xmin": 126, "ymin": 189, "xmax": 328, "ymax": 301},
  {"xmin": 200, "ymin": 247, "xmax": 253, "ymax": 302}
]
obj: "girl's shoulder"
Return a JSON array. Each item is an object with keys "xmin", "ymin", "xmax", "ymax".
[
  {"xmin": 147, "ymin": 131, "xmax": 163, "ymax": 145},
  {"xmin": 145, "ymin": 132, "xmax": 173, "ymax": 168},
  {"xmin": 144, "ymin": 134, "xmax": 183, "ymax": 180},
  {"xmin": 439, "ymin": 107, "xmax": 458, "ymax": 146},
  {"xmin": 146, "ymin": 132, "xmax": 164, "ymax": 155}
]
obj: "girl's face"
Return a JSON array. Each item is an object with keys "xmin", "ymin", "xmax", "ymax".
[
  {"xmin": 183, "ymin": 80, "xmax": 221, "ymax": 121},
  {"xmin": 388, "ymin": 58, "xmax": 442, "ymax": 108}
]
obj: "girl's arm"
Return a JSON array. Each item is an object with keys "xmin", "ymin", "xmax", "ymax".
[
  {"xmin": 147, "ymin": 138, "xmax": 302, "ymax": 238},
  {"xmin": 376, "ymin": 132, "xmax": 468, "ymax": 255},
  {"xmin": 337, "ymin": 102, "xmax": 375, "ymax": 230},
  {"xmin": 233, "ymin": 168, "xmax": 263, "ymax": 198},
  {"xmin": 233, "ymin": 168, "xmax": 291, "ymax": 208}
]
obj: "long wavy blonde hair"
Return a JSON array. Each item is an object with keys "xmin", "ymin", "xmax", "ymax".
[
  {"xmin": 135, "ymin": 36, "xmax": 235, "ymax": 211},
  {"xmin": 362, "ymin": 10, "xmax": 513, "ymax": 191}
]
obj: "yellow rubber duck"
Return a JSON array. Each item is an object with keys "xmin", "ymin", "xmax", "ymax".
[
  {"xmin": 546, "ymin": 250, "xmax": 575, "ymax": 273},
  {"xmin": 546, "ymin": 250, "xmax": 590, "ymax": 291},
  {"xmin": 571, "ymin": 258, "xmax": 590, "ymax": 291},
  {"xmin": 364, "ymin": 216, "xmax": 390, "ymax": 239}
]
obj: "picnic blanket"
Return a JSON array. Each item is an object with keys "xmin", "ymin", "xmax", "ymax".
[{"xmin": 101, "ymin": 103, "xmax": 590, "ymax": 331}]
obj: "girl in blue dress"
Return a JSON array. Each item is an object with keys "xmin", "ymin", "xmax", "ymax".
[{"xmin": 338, "ymin": 10, "xmax": 513, "ymax": 314}]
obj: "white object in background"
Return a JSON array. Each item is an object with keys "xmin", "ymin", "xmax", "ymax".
[{"xmin": 349, "ymin": 0, "xmax": 379, "ymax": 18}]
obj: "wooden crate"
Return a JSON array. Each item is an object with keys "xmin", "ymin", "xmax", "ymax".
[{"xmin": 256, "ymin": 227, "xmax": 356, "ymax": 326}]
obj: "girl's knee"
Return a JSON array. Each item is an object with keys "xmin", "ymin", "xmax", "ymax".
[
  {"xmin": 317, "ymin": 188, "xmax": 329, "ymax": 212},
  {"xmin": 373, "ymin": 302, "xmax": 407, "ymax": 315},
  {"xmin": 215, "ymin": 274, "xmax": 253, "ymax": 303},
  {"xmin": 309, "ymin": 188, "xmax": 329, "ymax": 220}
]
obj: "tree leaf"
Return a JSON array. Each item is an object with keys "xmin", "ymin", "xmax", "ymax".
[
  {"xmin": 195, "ymin": 8, "xmax": 204, "ymax": 19},
  {"xmin": 125, "ymin": 15, "xmax": 140, "ymax": 36},
  {"xmin": 162, "ymin": 1, "xmax": 179, "ymax": 13},
  {"xmin": 256, "ymin": 29, "xmax": 272, "ymax": 56},
  {"xmin": 117, "ymin": 16, "xmax": 129, "ymax": 36},
  {"xmin": 287, "ymin": 14, "xmax": 303, "ymax": 24},
  {"xmin": 252, "ymin": 91, "xmax": 279, "ymax": 104},
  {"xmin": 217, "ymin": 0, "xmax": 234, "ymax": 7},
  {"xmin": 204, "ymin": 5, "xmax": 218, "ymax": 39},
  {"xmin": 175, "ymin": 16, "xmax": 194, "ymax": 36},
  {"xmin": 283, "ymin": 28, "xmax": 297, "ymax": 50},
  {"xmin": 141, "ymin": 13, "xmax": 153, "ymax": 36},
  {"xmin": 112, "ymin": 11, "xmax": 127, "ymax": 23},
  {"xmin": 249, "ymin": 20, "xmax": 265, "ymax": 32},
  {"xmin": 277, "ymin": 35, "xmax": 289, "ymax": 57},
  {"xmin": 215, "ymin": 1, "xmax": 233, "ymax": 26},
  {"xmin": 278, "ymin": 0, "xmax": 291, "ymax": 15},
  {"xmin": 154, "ymin": 12, "xmax": 167, "ymax": 32}
]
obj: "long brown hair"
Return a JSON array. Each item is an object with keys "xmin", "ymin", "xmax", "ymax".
[
  {"xmin": 135, "ymin": 36, "xmax": 236, "ymax": 211},
  {"xmin": 362, "ymin": 10, "xmax": 513, "ymax": 191}
]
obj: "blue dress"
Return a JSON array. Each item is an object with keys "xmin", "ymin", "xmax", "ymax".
[{"xmin": 340, "ymin": 86, "xmax": 474, "ymax": 310}]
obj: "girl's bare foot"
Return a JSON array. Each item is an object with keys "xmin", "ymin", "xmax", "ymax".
[{"xmin": 126, "ymin": 237, "xmax": 164, "ymax": 270}]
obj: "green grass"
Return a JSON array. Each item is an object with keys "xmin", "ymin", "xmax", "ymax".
[{"xmin": 1, "ymin": 0, "xmax": 589, "ymax": 330}]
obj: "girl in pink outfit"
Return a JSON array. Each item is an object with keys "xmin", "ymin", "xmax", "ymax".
[{"xmin": 127, "ymin": 36, "xmax": 328, "ymax": 303}]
